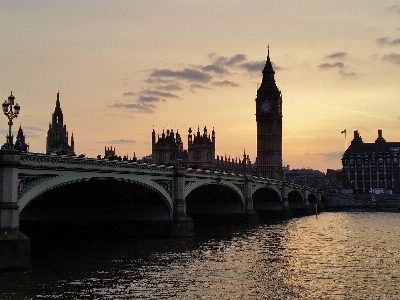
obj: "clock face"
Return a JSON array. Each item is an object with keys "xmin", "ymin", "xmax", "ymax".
[{"xmin": 260, "ymin": 100, "xmax": 271, "ymax": 113}]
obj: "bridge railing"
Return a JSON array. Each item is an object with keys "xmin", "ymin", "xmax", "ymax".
[
  {"xmin": 18, "ymin": 153, "xmax": 324, "ymax": 195},
  {"xmin": 19, "ymin": 152, "xmax": 175, "ymax": 174}
]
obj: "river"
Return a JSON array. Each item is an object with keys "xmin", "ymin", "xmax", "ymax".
[{"xmin": 1, "ymin": 212, "xmax": 399, "ymax": 299}]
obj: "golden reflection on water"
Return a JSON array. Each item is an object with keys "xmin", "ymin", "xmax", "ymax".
[
  {"xmin": 1, "ymin": 212, "xmax": 400, "ymax": 299},
  {"xmin": 281, "ymin": 213, "xmax": 400, "ymax": 299}
]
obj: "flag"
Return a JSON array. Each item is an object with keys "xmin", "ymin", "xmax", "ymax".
[{"xmin": 341, "ymin": 129, "xmax": 346, "ymax": 134}]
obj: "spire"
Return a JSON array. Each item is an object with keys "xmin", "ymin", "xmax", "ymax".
[
  {"xmin": 258, "ymin": 45, "xmax": 278, "ymax": 92},
  {"xmin": 263, "ymin": 44, "xmax": 274, "ymax": 73},
  {"xmin": 56, "ymin": 89, "xmax": 60, "ymax": 108}
]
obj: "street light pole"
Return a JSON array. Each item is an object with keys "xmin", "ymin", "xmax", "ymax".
[{"xmin": 2, "ymin": 91, "xmax": 20, "ymax": 150}]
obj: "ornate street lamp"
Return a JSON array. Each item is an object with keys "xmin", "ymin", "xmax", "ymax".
[{"xmin": 2, "ymin": 91, "xmax": 20, "ymax": 150}]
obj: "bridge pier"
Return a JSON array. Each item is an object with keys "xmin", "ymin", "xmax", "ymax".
[
  {"xmin": 281, "ymin": 180, "xmax": 293, "ymax": 218},
  {"xmin": 170, "ymin": 168, "xmax": 194, "ymax": 237},
  {"xmin": 317, "ymin": 193, "xmax": 324, "ymax": 212},
  {"xmin": 244, "ymin": 175, "xmax": 259, "ymax": 223},
  {"xmin": 0, "ymin": 150, "xmax": 30, "ymax": 272},
  {"xmin": 302, "ymin": 189, "xmax": 313, "ymax": 216}
]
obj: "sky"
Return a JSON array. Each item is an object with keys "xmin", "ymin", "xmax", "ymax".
[{"xmin": 1, "ymin": 0, "xmax": 399, "ymax": 172}]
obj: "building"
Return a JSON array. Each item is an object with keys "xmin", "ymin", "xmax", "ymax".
[
  {"xmin": 15, "ymin": 125, "xmax": 29, "ymax": 152},
  {"xmin": 152, "ymin": 128, "xmax": 187, "ymax": 166},
  {"xmin": 46, "ymin": 91, "xmax": 75, "ymax": 155},
  {"xmin": 151, "ymin": 126, "xmax": 215, "ymax": 168},
  {"xmin": 105, "ymin": 146, "xmax": 116, "ymax": 158},
  {"xmin": 187, "ymin": 126, "xmax": 215, "ymax": 168},
  {"xmin": 285, "ymin": 167, "xmax": 324, "ymax": 189},
  {"xmin": 255, "ymin": 47, "xmax": 283, "ymax": 180},
  {"xmin": 342, "ymin": 129, "xmax": 400, "ymax": 193}
]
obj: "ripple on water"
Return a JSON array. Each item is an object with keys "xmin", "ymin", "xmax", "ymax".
[{"xmin": 1, "ymin": 212, "xmax": 400, "ymax": 299}]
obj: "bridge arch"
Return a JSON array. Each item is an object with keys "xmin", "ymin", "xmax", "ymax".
[
  {"xmin": 308, "ymin": 193, "xmax": 318, "ymax": 206},
  {"xmin": 252, "ymin": 186, "xmax": 282, "ymax": 211},
  {"xmin": 185, "ymin": 182, "xmax": 244, "ymax": 215},
  {"xmin": 18, "ymin": 172, "xmax": 173, "ymax": 221},
  {"xmin": 288, "ymin": 190, "xmax": 304, "ymax": 209}
]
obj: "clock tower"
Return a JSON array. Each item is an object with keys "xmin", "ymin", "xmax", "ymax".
[{"xmin": 255, "ymin": 47, "xmax": 282, "ymax": 180}]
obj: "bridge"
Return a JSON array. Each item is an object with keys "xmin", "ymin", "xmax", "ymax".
[
  {"xmin": 17, "ymin": 152, "xmax": 324, "ymax": 224},
  {"xmin": 1, "ymin": 150, "xmax": 325, "ymax": 270}
]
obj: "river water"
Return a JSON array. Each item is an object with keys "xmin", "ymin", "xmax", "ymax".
[{"xmin": 1, "ymin": 212, "xmax": 400, "ymax": 299}]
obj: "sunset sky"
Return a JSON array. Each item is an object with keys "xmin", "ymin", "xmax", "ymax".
[{"xmin": 1, "ymin": 0, "xmax": 399, "ymax": 172}]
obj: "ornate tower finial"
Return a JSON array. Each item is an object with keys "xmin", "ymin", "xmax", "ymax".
[{"xmin": 267, "ymin": 44, "xmax": 270, "ymax": 59}]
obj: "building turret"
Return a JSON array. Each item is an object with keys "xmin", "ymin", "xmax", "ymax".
[
  {"xmin": 188, "ymin": 127, "xmax": 193, "ymax": 144},
  {"xmin": 15, "ymin": 125, "xmax": 29, "ymax": 152},
  {"xmin": 375, "ymin": 129, "xmax": 386, "ymax": 143},
  {"xmin": 152, "ymin": 127, "xmax": 188, "ymax": 165},
  {"xmin": 152, "ymin": 128, "xmax": 156, "ymax": 145},
  {"xmin": 188, "ymin": 125, "xmax": 215, "ymax": 167}
]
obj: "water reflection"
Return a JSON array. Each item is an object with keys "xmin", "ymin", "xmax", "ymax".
[{"xmin": 1, "ymin": 213, "xmax": 400, "ymax": 299}]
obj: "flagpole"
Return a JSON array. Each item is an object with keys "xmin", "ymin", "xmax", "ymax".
[{"xmin": 341, "ymin": 129, "xmax": 347, "ymax": 151}]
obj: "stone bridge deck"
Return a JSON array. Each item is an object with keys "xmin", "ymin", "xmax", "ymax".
[{"xmin": 17, "ymin": 153, "xmax": 324, "ymax": 222}]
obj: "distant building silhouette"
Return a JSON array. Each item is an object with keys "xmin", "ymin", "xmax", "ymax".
[
  {"xmin": 187, "ymin": 126, "xmax": 215, "ymax": 168},
  {"xmin": 151, "ymin": 126, "xmax": 247, "ymax": 172},
  {"xmin": 105, "ymin": 146, "xmax": 116, "ymax": 158},
  {"xmin": 342, "ymin": 129, "xmax": 400, "ymax": 193},
  {"xmin": 46, "ymin": 91, "xmax": 75, "ymax": 155},
  {"xmin": 14, "ymin": 125, "xmax": 29, "ymax": 152},
  {"xmin": 152, "ymin": 128, "xmax": 188, "ymax": 166}
]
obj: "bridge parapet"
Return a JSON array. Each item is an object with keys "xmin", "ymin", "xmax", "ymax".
[{"xmin": 20, "ymin": 153, "xmax": 175, "ymax": 175}]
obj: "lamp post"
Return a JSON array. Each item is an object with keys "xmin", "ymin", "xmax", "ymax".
[{"xmin": 2, "ymin": 91, "xmax": 20, "ymax": 150}]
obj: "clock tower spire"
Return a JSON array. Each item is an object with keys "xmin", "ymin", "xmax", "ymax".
[{"xmin": 255, "ymin": 47, "xmax": 283, "ymax": 180}]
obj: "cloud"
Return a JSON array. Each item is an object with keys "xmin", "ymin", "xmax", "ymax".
[
  {"xmin": 144, "ymin": 77, "xmax": 174, "ymax": 84},
  {"xmin": 325, "ymin": 52, "xmax": 347, "ymax": 59},
  {"xmin": 381, "ymin": 53, "xmax": 400, "ymax": 65},
  {"xmin": 319, "ymin": 151, "xmax": 344, "ymax": 161},
  {"xmin": 157, "ymin": 84, "xmax": 183, "ymax": 91},
  {"xmin": 201, "ymin": 64, "xmax": 229, "ymax": 74},
  {"xmin": 339, "ymin": 70, "xmax": 360, "ymax": 79},
  {"xmin": 239, "ymin": 61, "xmax": 265, "ymax": 72},
  {"xmin": 111, "ymin": 102, "xmax": 155, "ymax": 113},
  {"xmin": 209, "ymin": 53, "xmax": 247, "ymax": 66},
  {"xmin": 150, "ymin": 68, "xmax": 212, "ymax": 83},
  {"xmin": 189, "ymin": 84, "xmax": 213, "ymax": 93},
  {"xmin": 317, "ymin": 62, "xmax": 345, "ymax": 69},
  {"xmin": 141, "ymin": 90, "xmax": 179, "ymax": 99},
  {"xmin": 212, "ymin": 80, "xmax": 239, "ymax": 87},
  {"xmin": 387, "ymin": 5, "xmax": 400, "ymax": 14},
  {"xmin": 138, "ymin": 96, "xmax": 161, "ymax": 103},
  {"xmin": 101, "ymin": 139, "xmax": 136, "ymax": 144},
  {"xmin": 376, "ymin": 37, "xmax": 400, "ymax": 46},
  {"xmin": 225, "ymin": 54, "xmax": 247, "ymax": 66},
  {"xmin": 123, "ymin": 92, "xmax": 135, "ymax": 96}
]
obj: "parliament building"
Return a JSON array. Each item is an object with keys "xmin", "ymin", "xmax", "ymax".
[{"xmin": 151, "ymin": 126, "xmax": 215, "ymax": 168}]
